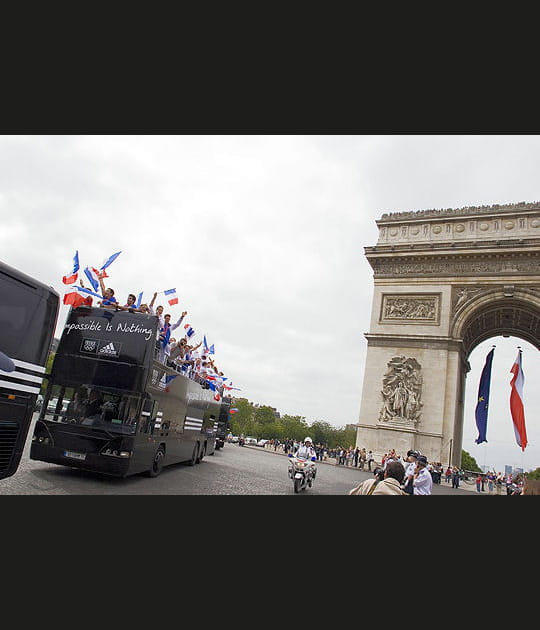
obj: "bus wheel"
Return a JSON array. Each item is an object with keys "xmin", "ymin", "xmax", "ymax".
[
  {"xmin": 188, "ymin": 443, "xmax": 199, "ymax": 466},
  {"xmin": 148, "ymin": 446, "xmax": 165, "ymax": 477},
  {"xmin": 197, "ymin": 443, "xmax": 206, "ymax": 463}
]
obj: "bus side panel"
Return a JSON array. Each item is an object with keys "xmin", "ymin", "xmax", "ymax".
[{"xmin": 0, "ymin": 397, "xmax": 34, "ymax": 480}]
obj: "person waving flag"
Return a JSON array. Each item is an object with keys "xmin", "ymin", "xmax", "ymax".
[{"xmin": 510, "ymin": 348, "xmax": 528, "ymax": 451}]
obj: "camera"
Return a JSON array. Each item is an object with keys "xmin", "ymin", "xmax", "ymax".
[{"xmin": 373, "ymin": 466, "xmax": 385, "ymax": 482}]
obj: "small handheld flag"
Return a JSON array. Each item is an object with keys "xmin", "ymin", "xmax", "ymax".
[
  {"xmin": 62, "ymin": 250, "xmax": 80, "ymax": 284},
  {"xmin": 63, "ymin": 290, "xmax": 93, "ymax": 308},
  {"xmin": 510, "ymin": 348, "xmax": 528, "ymax": 451},
  {"xmin": 100, "ymin": 251, "xmax": 121, "ymax": 271},
  {"xmin": 160, "ymin": 324, "xmax": 171, "ymax": 348},
  {"xmin": 164, "ymin": 288, "xmax": 178, "ymax": 306},
  {"xmin": 136, "ymin": 292, "xmax": 143, "ymax": 308},
  {"xmin": 184, "ymin": 323, "xmax": 195, "ymax": 339},
  {"xmin": 84, "ymin": 266, "xmax": 100, "ymax": 292},
  {"xmin": 72, "ymin": 285, "xmax": 105, "ymax": 300}
]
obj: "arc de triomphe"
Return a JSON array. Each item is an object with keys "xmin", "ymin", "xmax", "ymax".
[{"xmin": 355, "ymin": 201, "xmax": 540, "ymax": 466}]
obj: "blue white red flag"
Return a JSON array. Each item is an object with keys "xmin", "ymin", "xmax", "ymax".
[
  {"xmin": 203, "ymin": 335, "xmax": 208, "ymax": 352},
  {"xmin": 72, "ymin": 285, "xmax": 105, "ymax": 300},
  {"xmin": 136, "ymin": 292, "xmax": 143, "ymax": 308},
  {"xmin": 164, "ymin": 288, "xmax": 178, "ymax": 306},
  {"xmin": 62, "ymin": 250, "xmax": 80, "ymax": 284},
  {"xmin": 100, "ymin": 251, "xmax": 121, "ymax": 271},
  {"xmin": 510, "ymin": 349, "xmax": 528, "ymax": 451},
  {"xmin": 184, "ymin": 323, "xmax": 195, "ymax": 339},
  {"xmin": 474, "ymin": 347, "xmax": 494, "ymax": 445},
  {"xmin": 160, "ymin": 324, "xmax": 171, "ymax": 348},
  {"xmin": 84, "ymin": 266, "xmax": 101, "ymax": 292},
  {"xmin": 63, "ymin": 289, "xmax": 92, "ymax": 308}
]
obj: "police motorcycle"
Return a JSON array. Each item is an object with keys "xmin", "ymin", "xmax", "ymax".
[{"xmin": 287, "ymin": 447, "xmax": 317, "ymax": 493}]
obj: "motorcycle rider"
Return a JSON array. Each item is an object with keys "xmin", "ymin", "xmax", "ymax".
[{"xmin": 294, "ymin": 437, "xmax": 317, "ymax": 478}]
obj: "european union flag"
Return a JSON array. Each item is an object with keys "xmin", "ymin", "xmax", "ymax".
[{"xmin": 475, "ymin": 347, "xmax": 495, "ymax": 444}]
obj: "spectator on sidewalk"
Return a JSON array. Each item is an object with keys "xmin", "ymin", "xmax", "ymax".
[{"xmin": 349, "ymin": 461, "xmax": 407, "ymax": 496}]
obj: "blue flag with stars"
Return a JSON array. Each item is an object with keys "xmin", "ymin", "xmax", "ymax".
[{"xmin": 475, "ymin": 347, "xmax": 495, "ymax": 444}]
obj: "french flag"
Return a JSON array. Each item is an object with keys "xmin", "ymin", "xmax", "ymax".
[
  {"xmin": 71, "ymin": 286, "xmax": 105, "ymax": 300},
  {"xmin": 63, "ymin": 291, "xmax": 92, "ymax": 308},
  {"xmin": 136, "ymin": 292, "xmax": 143, "ymax": 308},
  {"xmin": 100, "ymin": 251, "xmax": 121, "ymax": 272},
  {"xmin": 184, "ymin": 323, "xmax": 195, "ymax": 339},
  {"xmin": 84, "ymin": 266, "xmax": 101, "ymax": 292},
  {"xmin": 62, "ymin": 250, "xmax": 80, "ymax": 284},
  {"xmin": 164, "ymin": 288, "xmax": 178, "ymax": 306},
  {"xmin": 510, "ymin": 349, "xmax": 528, "ymax": 451}
]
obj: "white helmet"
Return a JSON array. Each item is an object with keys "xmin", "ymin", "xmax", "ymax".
[{"xmin": 304, "ymin": 437, "xmax": 313, "ymax": 443}]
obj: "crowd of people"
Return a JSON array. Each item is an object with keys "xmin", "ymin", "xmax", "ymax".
[
  {"xmin": 262, "ymin": 439, "xmax": 539, "ymax": 496},
  {"xmin": 76, "ymin": 274, "xmax": 231, "ymax": 399}
]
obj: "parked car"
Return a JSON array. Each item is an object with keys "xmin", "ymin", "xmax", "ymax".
[
  {"xmin": 244, "ymin": 436, "xmax": 258, "ymax": 446},
  {"xmin": 256, "ymin": 439, "xmax": 268, "ymax": 447}
]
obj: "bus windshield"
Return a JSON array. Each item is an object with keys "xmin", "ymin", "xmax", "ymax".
[
  {"xmin": 0, "ymin": 267, "xmax": 58, "ymax": 366},
  {"xmin": 41, "ymin": 384, "xmax": 141, "ymax": 435}
]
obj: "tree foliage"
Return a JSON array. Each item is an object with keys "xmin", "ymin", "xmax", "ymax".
[
  {"xmin": 228, "ymin": 398, "xmax": 356, "ymax": 447},
  {"xmin": 461, "ymin": 450, "xmax": 482, "ymax": 472},
  {"xmin": 525, "ymin": 467, "xmax": 540, "ymax": 480}
]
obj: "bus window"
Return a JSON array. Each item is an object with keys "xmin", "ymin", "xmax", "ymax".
[{"xmin": 139, "ymin": 398, "xmax": 157, "ymax": 434}]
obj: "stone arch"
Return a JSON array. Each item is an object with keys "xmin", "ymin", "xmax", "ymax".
[
  {"xmin": 355, "ymin": 201, "xmax": 540, "ymax": 467},
  {"xmin": 451, "ymin": 289, "xmax": 540, "ymax": 355}
]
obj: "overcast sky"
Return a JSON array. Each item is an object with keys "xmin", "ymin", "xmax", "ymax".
[{"xmin": 1, "ymin": 134, "xmax": 538, "ymax": 473}]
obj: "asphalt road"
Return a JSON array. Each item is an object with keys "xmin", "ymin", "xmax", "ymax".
[{"xmin": 0, "ymin": 416, "xmax": 476, "ymax": 495}]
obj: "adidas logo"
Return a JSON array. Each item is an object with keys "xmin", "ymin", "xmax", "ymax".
[{"xmin": 99, "ymin": 342, "xmax": 118, "ymax": 356}]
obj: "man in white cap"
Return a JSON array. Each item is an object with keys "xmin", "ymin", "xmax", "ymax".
[
  {"xmin": 412, "ymin": 454, "xmax": 433, "ymax": 495},
  {"xmin": 294, "ymin": 437, "xmax": 317, "ymax": 477}
]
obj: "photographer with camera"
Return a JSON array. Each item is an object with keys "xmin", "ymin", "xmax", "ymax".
[{"xmin": 349, "ymin": 461, "xmax": 407, "ymax": 495}]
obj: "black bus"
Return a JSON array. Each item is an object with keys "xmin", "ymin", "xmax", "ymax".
[
  {"xmin": 214, "ymin": 396, "xmax": 231, "ymax": 450},
  {"xmin": 0, "ymin": 260, "xmax": 59, "ymax": 480},
  {"xmin": 30, "ymin": 305, "xmax": 222, "ymax": 477}
]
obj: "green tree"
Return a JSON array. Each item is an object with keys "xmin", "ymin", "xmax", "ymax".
[
  {"xmin": 310, "ymin": 420, "xmax": 334, "ymax": 446},
  {"xmin": 461, "ymin": 450, "xmax": 482, "ymax": 472},
  {"xmin": 526, "ymin": 467, "xmax": 540, "ymax": 480}
]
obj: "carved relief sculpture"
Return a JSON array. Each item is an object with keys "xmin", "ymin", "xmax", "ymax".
[
  {"xmin": 379, "ymin": 355, "xmax": 423, "ymax": 426},
  {"xmin": 380, "ymin": 294, "xmax": 440, "ymax": 324}
]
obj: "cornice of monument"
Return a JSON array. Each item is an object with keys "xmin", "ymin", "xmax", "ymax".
[{"xmin": 377, "ymin": 200, "xmax": 540, "ymax": 223}]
